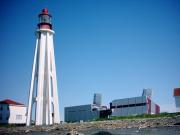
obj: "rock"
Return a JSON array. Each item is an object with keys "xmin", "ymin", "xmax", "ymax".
[
  {"xmin": 1, "ymin": 116, "xmax": 180, "ymax": 134},
  {"xmin": 25, "ymin": 129, "xmax": 31, "ymax": 133}
]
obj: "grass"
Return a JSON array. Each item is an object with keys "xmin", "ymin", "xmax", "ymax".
[{"xmin": 93, "ymin": 112, "xmax": 180, "ymax": 121}]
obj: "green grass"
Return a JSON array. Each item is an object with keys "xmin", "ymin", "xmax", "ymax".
[{"xmin": 93, "ymin": 112, "xmax": 180, "ymax": 121}]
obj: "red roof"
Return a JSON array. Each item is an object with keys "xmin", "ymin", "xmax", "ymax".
[
  {"xmin": 174, "ymin": 88, "xmax": 180, "ymax": 96},
  {"xmin": 42, "ymin": 8, "xmax": 49, "ymax": 14},
  {"xmin": 0, "ymin": 99, "xmax": 24, "ymax": 106}
]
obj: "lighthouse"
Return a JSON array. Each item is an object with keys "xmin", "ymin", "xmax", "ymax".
[{"xmin": 26, "ymin": 9, "xmax": 60, "ymax": 126}]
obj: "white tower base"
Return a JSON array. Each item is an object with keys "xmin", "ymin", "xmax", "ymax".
[{"xmin": 26, "ymin": 28, "xmax": 60, "ymax": 126}]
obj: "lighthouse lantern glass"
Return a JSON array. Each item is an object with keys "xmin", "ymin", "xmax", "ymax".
[{"xmin": 39, "ymin": 14, "xmax": 52, "ymax": 24}]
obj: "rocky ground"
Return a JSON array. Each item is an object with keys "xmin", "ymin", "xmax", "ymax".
[{"xmin": 0, "ymin": 116, "xmax": 180, "ymax": 134}]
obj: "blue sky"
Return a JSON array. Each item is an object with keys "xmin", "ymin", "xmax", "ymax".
[{"xmin": 0, "ymin": 0, "xmax": 180, "ymax": 120}]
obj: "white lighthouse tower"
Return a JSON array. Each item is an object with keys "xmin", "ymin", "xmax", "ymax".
[{"xmin": 26, "ymin": 9, "xmax": 60, "ymax": 126}]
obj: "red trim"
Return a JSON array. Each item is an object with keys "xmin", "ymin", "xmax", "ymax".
[
  {"xmin": 0, "ymin": 99, "xmax": 24, "ymax": 105},
  {"xmin": 39, "ymin": 24, "xmax": 51, "ymax": 29},
  {"xmin": 42, "ymin": 8, "xmax": 48, "ymax": 14},
  {"xmin": 38, "ymin": 23, "xmax": 52, "ymax": 30},
  {"xmin": 38, "ymin": 8, "xmax": 51, "ymax": 17}
]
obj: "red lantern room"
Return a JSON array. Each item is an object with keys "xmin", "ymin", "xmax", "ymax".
[{"xmin": 38, "ymin": 8, "xmax": 52, "ymax": 30}]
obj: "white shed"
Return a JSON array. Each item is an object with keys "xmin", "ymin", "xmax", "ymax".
[{"xmin": 0, "ymin": 99, "xmax": 26, "ymax": 124}]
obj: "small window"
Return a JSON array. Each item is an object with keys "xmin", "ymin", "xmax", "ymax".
[
  {"xmin": 92, "ymin": 108, "xmax": 97, "ymax": 111},
  {"xmin": 7, "ymin": 105, "xmax": 9, "ymax": 110},
  {"xmin": 0, "ymin": 105, "xmax": 3, "ymax": 111},
  {"xmin": 0, "ymin": 113, "xmax": 2, "ymax": 120},
  {"xmin": 6, "ymin": 114, "xmax": 9, "ymax": 120},
  {"xmin": 16, "ymin": 115, "xmax": 22, "ymax": 120}
]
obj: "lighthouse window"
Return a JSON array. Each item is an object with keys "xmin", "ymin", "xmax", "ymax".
[
  {"xmin": 40, "ymin": 15, "xmax": 51, "ymax": 24},
  {"xmin": 49, "ymin": 17, "xmax": 52, "ymax": 23}
]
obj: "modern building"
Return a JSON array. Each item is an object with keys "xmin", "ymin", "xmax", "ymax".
[
  {"xmin": 26, "ymin": 8, "xmax": 60, "ymax": 126},
  {"xmin": 174, "ymin": 88, "xmax": 180, "ymax": 112},
  {"xmin": 65, "ymin": 104, "xmax": 100, "ymax": 122},
  {"xmin": 65, "ymin": 90, "xmax": 160, "ymax": 122},
  {"xmin": 65, "ymin": 94, "xmax": 110, "ymax": 122},
  {"xmin": 93, "ymin": 93, "xmax": 102, "ymax": 106},
  {"xmin": 142, "ymin": 88, "xmax": 152, "ymax": 99},
  {"xmin": 110, "ymin": 89, "xmax": 160, "ymax": 117},
  {"xmin": 0, "ymin": 99, "xmax": 26, "ymax": 125}
]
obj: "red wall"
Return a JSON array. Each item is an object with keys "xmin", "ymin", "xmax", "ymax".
[{"xmin": 155, "ymin": 104, "xmax": 160, "ymax": 114}]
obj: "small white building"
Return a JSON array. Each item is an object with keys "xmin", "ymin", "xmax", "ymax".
[{"xmin": 0, "ymin": 99, "xmax": 27, "ymax": 125}]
